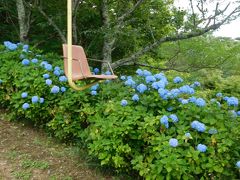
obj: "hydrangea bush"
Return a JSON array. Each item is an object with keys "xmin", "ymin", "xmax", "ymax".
[
  {"xmin": 0, "ymin": 41, "xmax": 240, "ymax": 179},
  {"xmin": 83, "ymin": 69, "xmax": 240, "ymax": 179}
]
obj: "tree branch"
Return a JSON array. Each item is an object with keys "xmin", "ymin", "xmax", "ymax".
[
  {"xmin": 112, "ymin": 6, "xmax": 240, "ymax": 69},
  {"xmin": 117, "ymin": 0, "xmax": 145, "ymax": 23},
  {"xmin": 27, "ymin": 3, "xmax": 66, "ymax": 43},
  {"xmin": 72, "ymin": 0, "xmax": 82, "ymax": 44},
  {"xmin": 189, "ymin": 0, "xmax": 196, "ymax": 28}
]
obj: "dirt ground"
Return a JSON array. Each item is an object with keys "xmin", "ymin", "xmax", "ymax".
[{"xmin": 0, "ymin": 111, "xmax": 114, "ymax": 180}]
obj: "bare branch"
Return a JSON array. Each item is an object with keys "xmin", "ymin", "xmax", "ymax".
[
  {"xmin": 197, "ymin": 0, "xmax": 206, "ymax": 19},
  {"xmin": 203, "ymin": 2, "xmax": 230, "ymax": 28},
  {"xmin": 134, "ymin": 54, "xmax": 231, "ymax": 73}
]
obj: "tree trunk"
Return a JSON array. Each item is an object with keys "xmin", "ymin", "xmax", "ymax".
[
  {"xmin": 101, "ymin": 0, "xmax": 115, "ymax": 72},
  {"xmin": 16, "ymin": 0, "xmax": 29, "ymax": 43},
  {"xmin": 73, "ymin": 0, "xmax": 81, "ymax": 44}
]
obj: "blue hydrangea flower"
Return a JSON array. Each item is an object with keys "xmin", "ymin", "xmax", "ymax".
[
  {"xmin": 31, "ymin": 96, "xmax": 39, "ymax": 104},
  {"xmin": 136, "ymin": 69, "xmax": 143, "ymax": 76},
  {"xmin": 197, "ymin": 144, "xmax": 207, "ymax": 152},
  {"xmin": 45, "ymin": 79, "xmax": 52, "ymax": 86},
  {"xmin": 226, "ymin": 97, "xmax": 238, "ymax": 107},
  {"xmin": 31, "ymin": 58, "xmax": 38, "ymax": 63},
  {"xmin": 169, "ymin": 89, "xmax": 180, "ymax": 98},
  {"xmin": 39, "ymin": 98, "xmax": 44, "ymax": 104},
  {"xmin": 193, "ymin": 81, "xmax": 201, "ymax": 87},
  {"xmin": 160, "ymin": 115, "xmax": 169, "ymax": 128},
  {"xmin": 61, "ymin": 87, "xmax": 66, "ymax": 92},
  {"xmin": 54, "ymin": 70, "xmax": 61, "ymax": 76},
  {"xmin": 208, "ymin": 128, "xmax": 218, "ymax": 135},
  {"xmin": 22, "ymin": 48, "xmax": 28, "ymax": 53},
  {"xmin": 145, "ymin": 76, "xmax": 156, "ymax": 83},
  {"xmin": 136, "ymin": 84, "xmax": 147, "ymax": 93},
  {"xmin": 120, "ymin": 76, "xmax": 126, "ymax": 80},
  {"xmin": 185, "ymin": 132, "xmax": 191, "ymax": 138},
  {"xmin": 43, "ymin": 74, "xmax": 50, "ymax": 79},
  {"xmin": 189, "ymin": 96, "xmax": 197, "ymax": 103},
  {"xmin": 169, "ymin": 138, "xmax": 178, "ymax": 147},
  {"xmin": 40, "ymin": 61, "xmax": 48, "ymax": 67},
  {"xmin": 127, "ymin": 76, "xmax": 132, "ymax": 80},
  {"xmin": 237, "ymin": 111, "xmax": 240, "ymax": 116},
  {"xmin": 22, "ymin": 103, "xmax": 30, "ymax": 110},
  {"xmin": 179, "ymin": 85, "xmax": 195, "ymax": 94},
  {"xmin": 158, "ymin": 88, "xmax": 169, "ymax": 100},
  {"xmin": 105, "ymin": 71, "xmax": 111, "ymax": 75},
  {"xmin": 167, "ymin": 107, "xmax": 173, "ymax": 112},
  {"xmin": 236, "ymin": 161, "xmax": 240, "ymax": 168},
  {"xmin": 152, "ymin": 81, "xmax": 166, "ymax": 90},
  {"xmin": 169, "ymin": 114, "xmax": 178, "ymax": 123},
  {"xmin": 230, "ymin": 110, "xmax": 237, "ymax": 118},
  {"xmin": 173, "ymin": 76, "xmax": 183, "ymax": 83},
  {"xmin": 154, "ymin": 73, "xmax": 165, "ymax": 80},
  {"xmin": 223, "ymin": 96, "xmax": 229, "ymax": 101},
  {"xmin": 51, "ymin": 86, "xmax": 60, "ymax": 94},
  {"xmin": 195, "ymin": 98, "xmax": 206, "ymax": 107},
  {"xmin": 91, "ymin": 90, "xmax": 97, "ymax": 96},
  {"xmin": 152, "ymin": 82, "xmax": 159, "ymax": 89},
  {"xmin": 124, "ymin": 79, "xmax": 135, "ymax": 87},
  {"xmin": 91, "ymin": 84, "xmax": 99, "ymax": 91},
  {"xmin": 22, "ymin": 59, "xmax": 30, "ymax": 66},
  {"xmin": 132, "ymin": 94, "xmax": 139, "ymax": 102},
  {"xmin": 181, "ymin": 99, "xmax": 189, "ymax": 104},
  {"xmin": 93, "ymin": 68, "xmax": 100, "ymax": 74},
  {"xmin": 161, "ymin": 76, "xmax": 168, "ymax": 85},
  {"xmin": 216, "ymin": 92, "xmax": 222, "ymax": 97},
  {"xmin": 191, "ymin": 120, "xmax": 206, "ymax": 132},
  {"xmin": 59, "ymin": 76, "xmax": 68, "ymax": 82},
  {"xmin": 21, "ymin": 92, "xmax": 28, "ymax": 98},
  {"xmin": 45, "ymin": 64, "xmax": 53, "ymax": 71},
  {"xmin": 121, "ymin": 100, "xmax": 128, "ymax": 106},
  {"xmin": 54, "ymin": 66, "xmax": 60, "ymax": 71},
  {"xmin": 22, "ymin": 44, "xmax": 29, "ymax": 51},
  {"xmin": 4, "ymin": 41, "xmax": 18, "ymax": 51},
  {"xmin": 143, "ymin": 70, "xmax": 152, "ymax": 77}
]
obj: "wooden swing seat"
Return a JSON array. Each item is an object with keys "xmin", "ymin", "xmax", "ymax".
[{"xmin": 62, "ymin": 44, "xmax": 117, "ymax": 81}]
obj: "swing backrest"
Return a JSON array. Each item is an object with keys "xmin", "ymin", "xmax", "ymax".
[{"xmin": 62, "ymin": 44, "xmax": 91, "ymax": 78}]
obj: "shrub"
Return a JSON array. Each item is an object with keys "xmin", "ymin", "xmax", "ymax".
[
  {"xmin": 0, "ymin": 41, "xmax": 240, "ymax": 179},
  {"xmin": 85, "ymin": 70, "xmax": 240, "ymax": 179}
]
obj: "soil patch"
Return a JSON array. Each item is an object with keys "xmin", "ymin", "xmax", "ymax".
[{"xmin": 0, "ymin": 112, "xmax": 114, "ymax": 180}]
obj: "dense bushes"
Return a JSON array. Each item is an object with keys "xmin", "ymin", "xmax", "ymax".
[{"xmin": 0, "ymin": 41, "xmax": 240, "ymax": 179}]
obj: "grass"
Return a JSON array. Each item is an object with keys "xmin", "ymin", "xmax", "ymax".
[
  {"xmin": 12, "ymin": 171, "xmax": 32, "ymax": 180},
  {"xmin": 0, "ymin": 117, "xmax": 122, "ymax": 179},
  {"xmin": 21, "ymin": 159, "xmax": 49, "ymax": 170}
]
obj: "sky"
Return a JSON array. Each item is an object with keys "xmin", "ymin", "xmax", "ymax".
[
  {"xmin": 213, "ymin": 18, "xmax": 240, "ymax": 38},
  {"xmin": 174, "ymin": 0, "xmax": 240, "ymax": 38}
]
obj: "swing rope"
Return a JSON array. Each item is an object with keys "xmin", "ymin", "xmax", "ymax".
[{"xmin": 67, "ymin": 0, "xmax": 99, "ymax": 91}]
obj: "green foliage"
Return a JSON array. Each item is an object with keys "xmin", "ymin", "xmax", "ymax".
[
  {"xmin": 0, "ymin": 43, "xmax": 240, "ymax": 179},
  {"xmin": 158, "ymin": 36, "xmax": 240, "ymax": 75},
  {"xmin": 84, "ymin": 75, "xmax": 240, "ymax": 179}
]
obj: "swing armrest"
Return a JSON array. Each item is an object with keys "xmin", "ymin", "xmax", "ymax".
[{"xmin": 88, "ymin": 58, "xmax": 115, "ymax": 75}]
